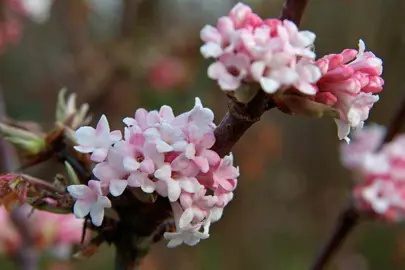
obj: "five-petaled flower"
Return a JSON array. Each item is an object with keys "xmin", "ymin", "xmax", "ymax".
[{"xmin": 67, "ymin": 180, "xmax": 111, "ymax": 226}]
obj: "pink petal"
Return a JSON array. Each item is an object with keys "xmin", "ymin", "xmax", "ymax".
[
  {"xmin": 194, "ymin": 156, "xmax": 209, "ymax": 173},
  {"xmin": 147, "ymin": 111, "xmax": 160, "ymax": 126},
  {"xmin": 207, "ymin": 62, "xmax": 227, "ymax": 80},
  {"xmin": 135, "ymin": 108, "xmax": 148, "ymax": 130},
  {"xmin": 96, "ymin": 115, "xmax": 110, "ymax": 135},
  {"xmin": 200, "ymin": 25, "xmax": 221, "ymax": 44},
  {"xmin": 200, "ymin": 149, "xmax": 221, "ymax": 166},
  {"xmin": 140, "ymin": 158, "xmax": 155, "ymax": 174},
  {"xmin": 159, "ymin": 105, "xmax": 175, "ymax": 121},
  {"xmin": 88, "ymin": 180, "xmax": 102, "ymax": 195}
]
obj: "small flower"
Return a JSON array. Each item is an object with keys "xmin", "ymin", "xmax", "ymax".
[
  {"xmin": 340, "ymin": 124, "xmax": 385, "ymax": 170},
  {"xmin": 164, "ymin": 202, "xmax": 210, "ymax": 248},
  {"xmin": 154, "ymin": 164, "xmax": 201, "ymax": 202},
  {"xmin": 315, "ymin": 39, "xmax": 384, "ymax": 142},
  {"xmin": 74, "ymin": 115, "xmax": 122, "ymax": 162},
  {"xmin": 67, "ymin": 180, "xmax": 111, "ymax": 226},
  {"xmin": 208, "ymin": 52, "xmax": 250, "ymax": 91},
  {"xmin": 212, "ymin": 153, "xmax": 239, "ymax": 192}
]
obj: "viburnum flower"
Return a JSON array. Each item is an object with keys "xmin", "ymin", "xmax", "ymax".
[
  {"xmin": 340, "ymin": 124, "xmax": 385, "ymax": 170},
  {"xmin": 342, "ymin": 125, "xmax": 405, "ymax": 222},
  {"xmin": 67, "ymin": 180, "xmax": 112, "ymax": 226},
  {"xmin": 201, "ymin": 2, "xmax": 320, "ymax": 102},
  {"xmin": 68, "ymin": 97, "xmax": 239, "ymax": 247},
  {"xmin": 315, "ymin": 40, "xmax": 384, "ymax": 142},
  {"xmin": 74, "ymin": 114, "xmax": 122, "ymax": 162},
  {"xmin": 163, "ymin": 202, "xmax": 210, "ymax": 248}
]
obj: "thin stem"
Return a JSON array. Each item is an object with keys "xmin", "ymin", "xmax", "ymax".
[
  {"xmin": 280, "ymin": 0, "xmax": 310, "ymax": 26},
  {"xmin": 310, "ymin": 205, "xmax": 359, "ymax": 270},
  {"xmin": 379, "ymin": 93, "xmax": 405, "ymax": 148},
  {"xmin": 21, "ymin": 174, "xmax": 65, "ymax": 194}
]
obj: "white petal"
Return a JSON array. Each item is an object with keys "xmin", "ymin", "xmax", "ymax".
[
  {"xmin": 185, "ymin": 144, "xmax": 196, "ymax": 159},
  {"xmin": 67, "ymin": 185, "xmax": 91, "ymax": 199},
  {"xmin": 109, "ymin": 130, "xmax": 122, "ymax": 142},
  {"xmin": 90, "ymin": 207, "xmax": 104, "ymax": 227},
  {"xmin": 179, "ymin": 208, "xmax": 194, "ymax": 228},
  {"xmin": 141, "ymin": 178, "xmax": 156, "ymax": 193},
  {"xmin": 97, "ymin": 196, "xmax": 112, "ymax": 208},
  {"xmin": 109, "ymin": 179, "xmax": 128, "ymax": 197},
  {"xmin": 127, "ymin": 172, "xmax": 145, "ymax": 187},
  {"xmin": 73, "ymin": 200, "xmax": 92, "ymax": 218},
  {"xmin": 200, "ymin": 43, "xmax": 223, "ymax": 58},
  {"xmin": 154, "ymin": 165, "xmax": 172, "ymax": 180},
  {"xmin": 123, "ymin": 117, "xmax": 137, "ymax": 126},
  {"xmin": 166, "ymin": 237, "xmax": 183, "ymax": 248},
  {"xmin": 123, "ymin": 157, "xmax": 140, "ymax": 171},
  {"xmin": 167, "ymin": 180, "xmax": 181, "ymax": 202},
  {"xmin": 260, "ymin": 77, "xmax": 280, "ymax": 93},
  {"xmin": 334, "ymin": 119, "xmax": 351, "ymax": 142},
  {"xmin": 156, "ymin": 140, "xmax": 174, "ymax": 153},
  {"xmin": 75, "ymin": 127, "xmax": 96, "ymax": 146},
  {"xmin": 73, "ymin": 145, "xmax": 94, "ymax": 153}
]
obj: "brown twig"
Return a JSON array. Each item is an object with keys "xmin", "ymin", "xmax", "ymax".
[
  {"xmin": 212, "ymin": 91, "xmax": 274, "ymax": 157},
  {"xmin": 310, "ymin": 205, "xmax": 359, "ymax": 270},
  {"xmin": 280, "ymin": 0, "xmax": 310, "ymax": 24},
  {"xmin": 309, "ymin": 77, "xmax": 405, "ymax": 270},
  {"xmin": 212, "ymin": 0, "xmax": 309, "ymax": 157},
  {"xmin": 379, "ymin": 93, "xmax": 405, "ymax": 148}
]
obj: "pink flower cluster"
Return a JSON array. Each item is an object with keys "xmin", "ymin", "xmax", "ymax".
[
  {"xmin": 201, "ymin": 3, "xmax": 384, "ymax": 142},
  {"xmin": 341, "ymin": 125, "xmax": 405, "ymax": 222},
  {"xmin": 315, "ymin": 40, "xmax": 384, "ymax": 143},
  {"xmin": 68, "ymin": 98, "xmax": 239, "ymax": 247},
  {"xmin": 0, "ymin": 205, "xmax": 85, "ymax": 258},
  {"xmin": 201, "ymin": 2, "xmax": 320, "ymax": 97}
]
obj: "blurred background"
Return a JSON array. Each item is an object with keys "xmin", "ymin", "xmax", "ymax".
[{"xmin": 0, "ymin": 0, "xmax": 404, "ymax": 269}]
